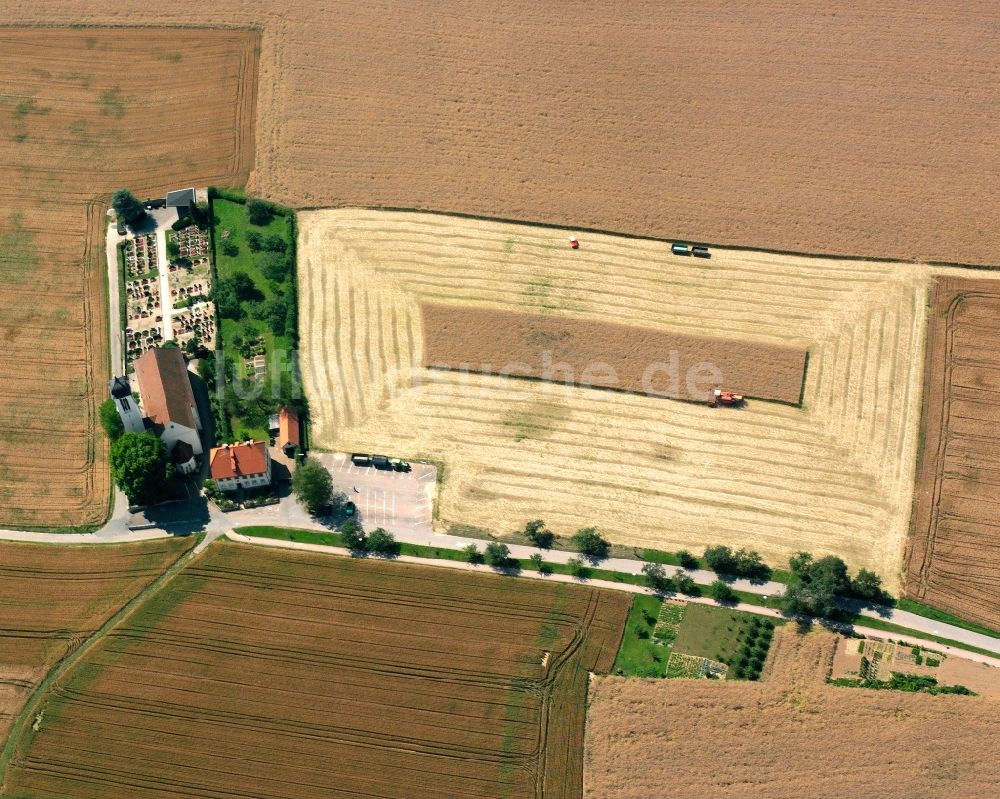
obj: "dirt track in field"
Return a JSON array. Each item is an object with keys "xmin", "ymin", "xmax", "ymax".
[
  {"xmin": 2, "ymin": 3, "xmax": 1000, "ymax": 266},
  {"xmin": 300, "ymin": 209, "xmax": 928, "ymax": 590},
  {"xmin": 905, "ymin": 277, "xmax": 1000, "ymax": 630},
  {"xmin": 5, "ymin": 542, "xmax": 629, "ymax": 799},
  {"xmin": 0, "ymin": 539, "xmax": 193, "ymax": 744},
  {"xmin": 585, "ymin": 628, "xmax": 1000, "ymax": 799},
  {"xmin": 0, "ymin": 28, "xmax": 257, "ymax": 530},
  {"xmin": 421, "ymin": 303, "xmax": 807, "ymax": 404}
]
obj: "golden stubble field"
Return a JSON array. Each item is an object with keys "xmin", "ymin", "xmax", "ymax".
[
  {"xmin": 585, "ymin": 628, "xmax": 1000, "ymax": 799},
  {"xmin": 0, "ymin": 28, "xmax": 257, "ymax": 529},
  {"xmin": 2, "ymin": 3, "xmax": 1000, "ymax": 266},
  {"xmin": 300, "ymin": 210, "xmax": 929, "ymax": 588}
]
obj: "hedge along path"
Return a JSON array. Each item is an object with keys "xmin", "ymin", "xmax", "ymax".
[
  {"xmin": 3, "ymin": 541, "xmax": 628, "ymax": 799},
  {"xmin": 0, "ymin": 537, "xmax": 196, "ymax": 775},
  {"xmin": 0, "ymin": 27, "xmax": 258, "ymax": 532},
  {"xmin": 299, "ymin": 209, "xmax": 930, "ymax": 591}
]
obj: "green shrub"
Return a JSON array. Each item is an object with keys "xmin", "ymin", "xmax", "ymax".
[{"xmin": 221, "ymin": 239, "xmax": 239, "ymax": 257}]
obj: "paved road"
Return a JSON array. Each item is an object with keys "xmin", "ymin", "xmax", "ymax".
[{"xmin": 1, "ymin": 488, "xmax": 998, "ymax": 659}]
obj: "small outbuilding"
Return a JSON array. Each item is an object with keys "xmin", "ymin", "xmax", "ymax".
[
  {"xmin": 278, "ymin": 406, "xmax": 301, "ymax": 456},
  {"xmin": 165, "ymin": 187, "xmax": 196, "ymax": 217}
]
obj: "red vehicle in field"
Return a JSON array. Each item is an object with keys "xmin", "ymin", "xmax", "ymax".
[{"xmin": 708, "ymin": 388, "xmax": 744, "ymax": 407}]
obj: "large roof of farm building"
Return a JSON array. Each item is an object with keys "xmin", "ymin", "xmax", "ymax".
[
  {"xmin": 165, "ymin": 188, "xmax": 196, "ymax": 207},
  {"xmin": 209, "ymin": 441, "xmax": 269, "ymax": 480},
  {"xmin": 278, "ymin": 406, "xmax": 300, "ymax": 448},
  {"xmin": 134, "ymin": 348, "xmax": 197, "ymax": 431}
]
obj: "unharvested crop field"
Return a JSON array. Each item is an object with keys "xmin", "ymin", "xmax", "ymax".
[
  {"xmin": 3, "ymin": 4, "xmax": 1000, "ymax": 266},
  {"xmin": 585, "ymin": 628, "xmax": 1000, "ymax": 799},
  {"xmin": 5, "ymin": 542, "xmax": 628, "ymax": 799},
  {"xmin": 421, "ymin": 303, "xmax": 806, "ymax": 404},
  {"xmin": 0, "ymin": 27, "xmax": 257, "ymax": 530},
  {"xmin": 906, "ymin": 277, "xmax": 1000, "ymax": 630},
  {"xmin": 0, "ymin": 538, "xmax": 193, "ymax": 743},
  {"xmin": 300, "ymin": 210, "xmax": 928, "ymax": 587}
]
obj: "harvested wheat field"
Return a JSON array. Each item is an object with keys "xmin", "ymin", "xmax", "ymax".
[
  {"xmin": 906, "ymin": 277, "xmax": 1000, "ymax": 631},
  {"xmin": 300, "ymin": 210, "xmax": 928, "ymax": 587},
  {"xmin": 3, "ymin": 4, "xmax": 1000, "ymax": 265},
  {"xmin": 585, "ymin": 628, "xmax": 1000, "ymax": 799},
  {"xmin": 0, "ymin": 538, "xmax": 193, "ymax": 744},
  {"xmin": 422, "ymin": 303, "xmax": 807, "ymax": 404},
  {"xmin": 4, "ymin": 541, "xmax": 628, "ymax": 799},
  {"xmin": 0, "ymin": 27, "xmax": 257, "ymax": 531}
]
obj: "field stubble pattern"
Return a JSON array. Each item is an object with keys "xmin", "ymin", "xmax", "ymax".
[
  {"xmin": 0, "ymin": 27, "xmax": 257, "ymax": 530},
  {"xmin": 585, "ymin": 627, "xmax": 1000, "ymax": 799},
  {"xmin": 5, "ymin": 543, "xmax": 628, "ymax": 799},
  {"xmin": 300, "ymin": 210, "xmax": 928, "ymax": 588},
  {"xmin": 0, "ymin": 539, "xmax": 194, "ymax": 746},
  {"xmin": 905, "ymin": 277, "xmax": 1000, "ymax": 630}
]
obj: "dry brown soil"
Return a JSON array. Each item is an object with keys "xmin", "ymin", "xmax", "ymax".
[
  {"xmin": 585, "ymin": 628, "xmax": 1000, "ymax": 799},
  {"xmin": 300, "ymin": 210, "xmax": 927, "ymax": 588},
  {"xmin": 905, "ymin": 277, "xmax": 1000, "ymax": 630},
  {"xmin": 0, "ymin": 27, "xmax": 257, "ymax": 530},
  {"xmin": 421, "ymin": 303, "xmax": 806, "ymax": 404},
  {"xmin": 0, "ymin": 538, "xmax": 193, "ymax": 743},
  {"xmin": 4, "ymin": 542, "xmax": 628, "ymax": 799},
  {"xmin": 1, "ymin": 4, "xmax": 999, "ymax": 266}
]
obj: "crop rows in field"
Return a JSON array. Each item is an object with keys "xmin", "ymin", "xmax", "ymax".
[
  {"xmin": 421, "ymin": 303, "xmax": 807, "ymax": 403},
  {"xmin": 6, "ymin": 542, "xmax": 628, "ymax": 799},
  {"xmin": 905, "ymin": 277, "xmax": 1000, "ymax": 630},
  {"xmin": 0, "ymin": 27, "xmax": 257, "ymax": 530},
  {"xmin": 300, "ymin": 210, "xmax": 928, "ymax": 588},
  {"xmin": 0, "ymin": 538, "xmax": 193, "ymax": 743}
]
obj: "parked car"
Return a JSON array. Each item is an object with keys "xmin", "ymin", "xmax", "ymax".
[{"xmin": 390, "ymin": 458, "xmax": 411, "ymax": 472}]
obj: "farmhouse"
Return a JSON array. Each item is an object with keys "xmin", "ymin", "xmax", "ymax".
[
  {"xmin": 209, "ymin": 441, "xmax": 272, "ymax": 492},
  {"xmin": 133, "ymin": 348, "xmax": 203, "ymax": 473}
]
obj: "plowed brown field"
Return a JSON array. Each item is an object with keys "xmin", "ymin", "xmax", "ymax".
[
  {"xmin": 585, "ymin": 628, "xmax": 1000, "ymax": 799},
  {"xmin": 3, "ymin": 3, "xmax": 1000, "ymax": 266},
  {"xmin": 0, "ymin": 538, "xmax": 194, "ymax": 744},
  {"xmin": 906, "ymin": 277, "xmax": 1000, "ymax": 630},
  {"xmin": 0, "ymin": 27, "xmax": 257, "ymax": 530},
  {"xmin": 301, "ymin": 210, "xmax": 928, "ymax": 588},
  {"xmin": 422, "ymin": 303, "xmax": 807, "ymax": 404},
  {"xmin": 5, "ymin": 542, "xmax": 628, "ymax": 799}
]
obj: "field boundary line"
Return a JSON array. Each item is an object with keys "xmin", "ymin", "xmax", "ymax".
[{"xmin": 0, "ymin": 536, "xmax": 206, "ymax": 789}]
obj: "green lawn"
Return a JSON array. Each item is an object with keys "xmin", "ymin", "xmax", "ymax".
[
  {"xmin": 211, "ymin": 198, "xmax": 296, "ymax": 439},
  {"xmin": 612, "ymin": 596, "xmax": 669, "ymax": 677}
]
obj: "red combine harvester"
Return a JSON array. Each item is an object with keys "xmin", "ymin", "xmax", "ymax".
[{"xmin": 708, "ymin": 388, "xmax": 743, "ymax": 407}]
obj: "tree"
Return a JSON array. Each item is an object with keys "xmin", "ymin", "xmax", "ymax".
[
  {"xmin": 524, "ymin": 519, "xmax": 554, "ymax": 548},
  {"xmin": 99, "ymin": 398, "xmax": 124, "ymax": 441},
  {"xmin": 262, "ymin": 298, "xmax": 288, "ymax": 336},
  {"xmin": 291, "ymin": 458, "xmax": 333, "ymax": 515},
  {"xmin": 212, "ymin": 278, "xmax": 241, "ymax": 320},
  {"xmin": 264, "ymin": 233, "xmax": 287, "ymax": 252},
  {"xmin": 245, "ymin": 230, "xmax": 264, "ymax": 251},
  {"xmin": 166, "ymin": 239, "xmax": 181, "ymax": 259},
  {"xmin": 781, "ymin": 553, "xmax": 850, "ymax": 618},
  {"xmin": 246, "ymin": 199, "xmax": 273, "ymax": 226},
  {"xmin": 572, "ymin": 527, "xmax": 610, "ymax": 560},
  {"xmin": 110, "ymin": 432, "xmax": 170, "ymax": 505},
  {"xmin": 529, "ymin": 553, "xmax": 545, "ymax": 571},
  {"xmin": 641, "ymin": 562, "xmax": 675, "ymax": 594},
  {"xmin": 567, "ymin": 557, "xmax": 590, "ymax": 579},
  {"xmin": 230, "ymin": 271, "xmax": 262, "ymax": 302},
  {"xmin": 703, "ymin": 545, "xmax": 738, "ymax": 574},
  {"xmin": 259, "ymin": 251, "xmax": 290, "ymax": 283},
  {"xmin": 485, "ymin": 541, "xmax": 512, "ymax": 569},
  {"xmin": 463, "ymin": 543, "xmax": 484, "ymax": 564},
  {"xmin": 366, "ymin": 528, "xmax": 398, "ymax": 556},
  {"xmin": 676, "ymin": 549, "xmax": 699, "ymax": 569},
  {"xmin": 850, "ymin": 569, "xmax": 890, "ymax": 604},
  {"xmin": 221, "ymin": 239, "xmax": 239, "ymax": 257},
  {"xmin": 673, "ymin": 571, "xmax": 699, "ymax": 596},
  {"xmin": 710, "ymin": 579, "xmax": 737, "ymax": 604},
  {"xmin": 340, "ymin": 518, "xmax": 365, "ymax": 551},
  {"xmin": 111, "ymin": 189, "xmax": 146, "ymax": 227},
  {"xmin": 733, "ymin": 548, "xmax": 771, "ymax": 580}
]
